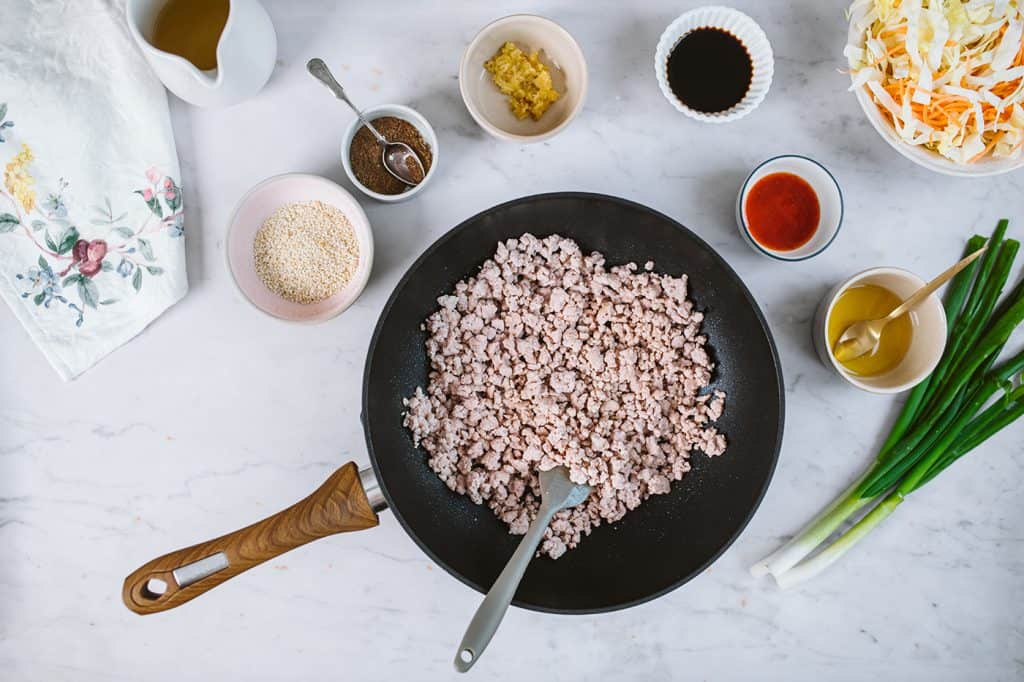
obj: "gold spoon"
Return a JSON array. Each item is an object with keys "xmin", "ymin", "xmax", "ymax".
[{"xmin": 833, "ymin": 246, "xmax": 988, "ymax": 364}]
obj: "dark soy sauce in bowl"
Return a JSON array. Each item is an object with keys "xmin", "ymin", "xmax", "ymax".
[{"xmin": 666, "ymin": 27, "xmax": 753, "ymax": 113}]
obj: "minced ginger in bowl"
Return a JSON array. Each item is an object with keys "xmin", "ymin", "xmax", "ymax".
[
  {"xmin": 484, "ymin": 41, "xmax": 561, "ymax": 120},
  {"xmin": 459, "ymin": 14, "xmax": 588, "ymax": 143}
]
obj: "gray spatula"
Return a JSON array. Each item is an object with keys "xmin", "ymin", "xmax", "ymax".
[{"xmin": 453, "ymin": 466, "xmax": 591, "ymax": 673}]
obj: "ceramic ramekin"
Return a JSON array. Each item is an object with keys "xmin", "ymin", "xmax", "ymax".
[
  {"xmin": 736, "ymin": 154, "xmax": 843, "ymax": 261},
  {"xmin": 813, "ymin": 267, "xmax": 947, "ymax": 394},
  {"xmin": 655, "ymin": 6, "xmax": 774, "ymax": 123},
  {"xmin": 226, "ymin": 173, "xmax": 374, "ymax": 323},
  {"xmin": 459, "ymin": 14, "xmax": 588, "ymax": 143},
  {"xmin": 341, "ymin": 104, "xmax": 438, "ymax": 203}
]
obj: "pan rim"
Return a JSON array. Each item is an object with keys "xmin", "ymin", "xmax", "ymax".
[{"xmin": 362, "ymin": 191, "xmax": 785, "ymax": 615}]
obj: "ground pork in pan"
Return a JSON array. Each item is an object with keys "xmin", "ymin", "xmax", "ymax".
[{"xmin": 403, "ymin": 234, "xmax": 726, "ymax": 559}]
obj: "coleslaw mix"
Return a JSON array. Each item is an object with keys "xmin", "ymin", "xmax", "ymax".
[{"xmin": 846, "ymin": 0, "xmax": 1024, "ymax": 164}]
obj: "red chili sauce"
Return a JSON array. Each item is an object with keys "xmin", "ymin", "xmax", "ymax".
[{"xmin": 744, "ymin": 172, "xmax": 820, "ymax": 251}]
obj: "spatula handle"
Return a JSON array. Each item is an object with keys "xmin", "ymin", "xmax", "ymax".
[
  {"xmin": 453, "ymin": 504, "xmax": 556, "ymax": 673},
  {"xmin": 122, "ymin": 462, "xmax": 379, "ymax": 615}
]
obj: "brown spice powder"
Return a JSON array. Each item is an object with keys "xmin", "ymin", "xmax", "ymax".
[{"xmin": 349, "ymin": 116, "xmax": 432, "ymax": 195}]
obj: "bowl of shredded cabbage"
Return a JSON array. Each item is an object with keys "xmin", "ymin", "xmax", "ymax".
[{"xmin": 846, "ymin": 0, "xmax": 1024, "ymax": 176}]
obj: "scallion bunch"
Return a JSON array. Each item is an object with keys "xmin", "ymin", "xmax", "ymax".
[{"xmin": 752, "ymin": 220, "xmax": 1024, "ymax": 588}]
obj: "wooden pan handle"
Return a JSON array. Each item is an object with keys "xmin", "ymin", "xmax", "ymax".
[{"xmin": 123, "ymin": 462, "xmax": 379, "ymax": 615}]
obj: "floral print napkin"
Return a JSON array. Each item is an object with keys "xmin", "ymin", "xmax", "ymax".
[{"xmin": 0, "ymin": 0, "xmax": 187, "ymax": 379}]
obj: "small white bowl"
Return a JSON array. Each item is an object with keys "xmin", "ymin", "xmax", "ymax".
[
  {"xmin": 735, "ymin": 154, "xmax": 843, "ymax": 261},
  {"xmin": 226, "ymin": 173, "xmax": 374, "ymax": 323},
  {"xmin": 341, "ymin": 104, "xmax": 438, "ymax": 203},
  {"xmin": 813, "ymin": 267, "xmax": 947, "ymax": 394},
  {"xmin": 459, "ymin": 14, "xmax": 588, "ymax": 143},
  {"xmin": 655, "ymin": 6, "xmax": 774, "ymax": 123},
  {"xmin": 846, "ymin": 14, "xmax": 1024, "ymax": 177}
]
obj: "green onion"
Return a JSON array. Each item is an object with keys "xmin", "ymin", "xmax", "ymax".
[
  {"xmin": 863, "ymin": 240, "xmax": 1021, "ymax": 492},
  {"xmin": 772, "ymin": 381, "xmax": 1024, "ymax": 590},
  {"xmin": 917, "ymin": 383, "xmax": 1024, "ymax": 488},
  {"xmin": 857, "ymin": 347, "xmax": 1022, "ymax": 499},
  {"xmin": 773, "ymin": 493, "xmax": 903, "ymax": 589},
  {"xmin": 924, "ymin": 223, "xmax": 1007, "ymax": 394},
  {"xmin": 878, "ymin": 235, "xmax": 987, "ymax": 453},
  {"xmin": 751, "ymin": 220, "xmax": 1024, "ymax": 587},
  {"xmin": 987, "ymin": 272, "xmax": 1024, "ymax": 334}
]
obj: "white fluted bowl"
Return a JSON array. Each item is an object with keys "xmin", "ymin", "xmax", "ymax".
[{"xmin": 655, "ymin": 6, "xmax": 773, "ymax": 123}]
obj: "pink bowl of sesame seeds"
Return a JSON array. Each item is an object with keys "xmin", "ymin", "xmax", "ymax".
[{"xmin": 226, "ymin": 173, "xmax": 374, "ymax": 323}]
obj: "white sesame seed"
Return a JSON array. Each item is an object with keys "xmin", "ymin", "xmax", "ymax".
[{"xmin": 253, "ymin": 200, "xmax": 360, "ymax": 305}]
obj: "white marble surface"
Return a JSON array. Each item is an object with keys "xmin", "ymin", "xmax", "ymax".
[{"xmin": 2, "ymin": 1, "xmax": 1023, "ymax": 680}]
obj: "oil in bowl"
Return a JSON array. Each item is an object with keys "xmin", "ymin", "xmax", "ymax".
[{"xmin": 827, "ymin": 283, "xmax": 913, "ymax": 376}]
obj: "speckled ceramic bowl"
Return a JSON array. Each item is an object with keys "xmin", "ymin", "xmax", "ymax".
[{"xmin": 226, "ymin": 173, "xmax": 373, "ymax": 323}]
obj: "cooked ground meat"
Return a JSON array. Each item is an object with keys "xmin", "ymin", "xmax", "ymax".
[{"xmin": 403, "ymin": 234, "xmax": 726, "ymax": 559}]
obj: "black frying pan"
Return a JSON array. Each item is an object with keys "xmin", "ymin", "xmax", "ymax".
[{"xmin": 123, "ymin": 193, "xmax": 783, "ymax": 616}]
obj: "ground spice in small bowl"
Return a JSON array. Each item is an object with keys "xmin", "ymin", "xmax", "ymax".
[{"xmin": 348, "ymin": 116, "xmax": 433, "ymax": 195}]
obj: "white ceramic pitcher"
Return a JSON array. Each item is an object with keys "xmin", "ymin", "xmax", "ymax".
[{"xmin": 126, "ymin": 0, "xmax": 277, "ymax": 108}]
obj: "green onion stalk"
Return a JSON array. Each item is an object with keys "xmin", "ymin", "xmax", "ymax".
[
  {"xmin": 774, "ymin": 380, "xmax": 1024, "ymax": 589},
  {"xmin": 752, "ymin": 221, "xmax": 1024, "ymax": 586}
]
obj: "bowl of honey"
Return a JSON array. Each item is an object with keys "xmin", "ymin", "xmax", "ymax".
[
  {"xmin": 736, "ymin": 155, "xmax": 843, "ymax": 261},
  {"xmin": 813, "ymin": 267, "xmax": 948, "ymax": 393}
]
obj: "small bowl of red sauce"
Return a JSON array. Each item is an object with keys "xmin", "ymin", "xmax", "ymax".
[{"xmin": 736, "ymin": 155, "xmax": 842, "ymax": 261}]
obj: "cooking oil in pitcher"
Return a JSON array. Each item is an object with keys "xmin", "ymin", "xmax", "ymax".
[{"xmin": 151, "ymin": 0, "xmax": 230, "ymax": 71}]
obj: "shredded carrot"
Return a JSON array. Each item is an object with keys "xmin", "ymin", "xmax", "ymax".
[
  {"xmin": 969, "ymin": 131, "xmax": 1005, "ymax": 163},
  {"xmin": 855, "ymin": 6, "xmax": 1023, "ymax": 164},
  {"xmin": 992, "ymin": 79, "xmax": 1021, "ymax": 98},
  {"xmin": 879, "ymin": 25, "xmax": 908, "ymax": 38}
]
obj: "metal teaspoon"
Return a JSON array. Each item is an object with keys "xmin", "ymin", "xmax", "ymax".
[{"xmin": 306, "ymin": 58, "xmax": 425, "ymax": 187}]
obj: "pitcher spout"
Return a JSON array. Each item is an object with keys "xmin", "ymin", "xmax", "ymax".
[{"xmin": 125, "ymin": 0, "xmax": 277, "ymax": 108}]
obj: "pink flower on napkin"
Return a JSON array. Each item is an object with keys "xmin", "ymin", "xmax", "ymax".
[
  {"xmin": 86, "ymin": 240, "xmax": 107, "ymax": 263},
  {"xmin": 72, "ymin": 239, "xmax": 89, "ymax": 262},
  {"xmin": 71, "ymin": 238, "xmax": 107, "ymax": 278},
  {"xmin": 145, "ymin": 166, "xmax": 161, "ymax": 184}
]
